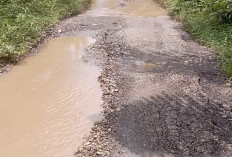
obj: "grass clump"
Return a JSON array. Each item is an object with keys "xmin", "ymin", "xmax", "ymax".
[
  {"xmin": 0, "ymin": 0, "xmax": 91, "ymax": 64},
  {"xmin": 161, "ymin": 0, "xmax": 232, "ymax": 78}
]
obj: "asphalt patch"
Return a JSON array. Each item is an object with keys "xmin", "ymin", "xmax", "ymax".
[{"xmin": 112, "ymin": 93, "xmax": 232, "ymax": 157}]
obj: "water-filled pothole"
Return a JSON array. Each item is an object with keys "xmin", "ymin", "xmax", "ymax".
[
  {"xmin": 119, "ymin": 59, "xmax": 158, "ymax": 73},
  {"xmin": 0, "ymin": 36, "xmax": 103, "ymax": 157},
  {"xmin": 122, "ymin": 0, "xmax": 168, "ymax": 17},
  {"xmin": 87, "ymin": 0, "xmax": 167, "ymax": 17}
]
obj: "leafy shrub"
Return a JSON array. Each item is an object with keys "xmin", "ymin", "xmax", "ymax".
[
  {"xmin": 206, "ymin": 0, "xmax": 232, "ymax": 24},
  {"xmin": 0, "ymin": 0, "xmax": 90, "ymax": 64},
  {"xmin": 168, "ymin": 0, "xmax": 232, "ymax": 24},
  {"xmin": 163, "ymin": 0, "xmax": 232, "ymax": 77}
]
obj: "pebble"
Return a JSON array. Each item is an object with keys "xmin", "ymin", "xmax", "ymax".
[
  {"xmin": 222, "ymin": 115, "xmax": 228, "ymax": 118},
  {"xmin": 96, "ymin": 151, "xmax": 101, "ymax": 155},
  {"xmin": 226, "ymin": 83, "xmax": 231, "ymax": 87}
]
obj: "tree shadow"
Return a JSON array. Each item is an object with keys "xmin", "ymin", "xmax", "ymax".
[{"xmin": 111, "ymin": 93, "xmax": 232, "ymax": 156}]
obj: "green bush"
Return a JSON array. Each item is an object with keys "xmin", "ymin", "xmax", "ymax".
[
  {"xmin": 205, "ymin": 0, "xmax": 232, "ymax": 24},
  {"xmin": 168, "ymin": 0, "xmax": 232, "ymax": 24},
  {"xmin": 163, "ymin": 0, "xmax": 232, "ymax": 78},
  {"xmin": 0, "ymin": 0, "xmax": 90, "ymax": 64}
]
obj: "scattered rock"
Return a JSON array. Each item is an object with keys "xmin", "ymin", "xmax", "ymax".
[{"xmin": 226, "ymin": 82, "xmax": 232, "ymax": 87}]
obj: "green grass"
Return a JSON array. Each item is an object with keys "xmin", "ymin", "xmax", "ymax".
[
  {"xmin": 0, "ymin": 0, "xmax": 91, "ymax": 64},
  {"xmin": 161, "ymin": 0, "xmax": 232, "ymax": 78}
]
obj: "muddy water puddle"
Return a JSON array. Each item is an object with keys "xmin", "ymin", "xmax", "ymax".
[
  {"xmin": 119, "ymin": 59, "xmax": 158, "ymax": 72},
  {"xmin": 0, "ymin": 37, "xmax": 103, "ymax": 157},
  {"xmin": 86, "ymin": 0, "xmax": 120, "ymax": 16},
  {"xmin": 87, "ymin": 0, "xmax": 167, "ymax": 17},
  {"xmin": 122, "ymin": 0, "xmax": 168, "ymax": 17}
]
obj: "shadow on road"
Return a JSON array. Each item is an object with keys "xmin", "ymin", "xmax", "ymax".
[{"xmin": 111, "ymin": 93, "xmax": 232, "ymax": 156}]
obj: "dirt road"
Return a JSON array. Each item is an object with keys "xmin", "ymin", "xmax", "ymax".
[
  {"xmin": 53, "ymin": 0, "xmax": 232, "ymax": 156},
  {"xmin": 3, "ymin": 0, "xmax": 228, "ymax": 156}
]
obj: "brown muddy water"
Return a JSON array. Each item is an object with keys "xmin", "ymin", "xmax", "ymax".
[
  {"xmin": 87, "ymin": 0, "xmax": 167, "ymax": 17},
  {"xmin": 122, "ymin": 0, "xmax": 168, "ymax": 17},
  {"xmin": 0, "ymin": 37, "xmax": 103, "ymax": 157}
]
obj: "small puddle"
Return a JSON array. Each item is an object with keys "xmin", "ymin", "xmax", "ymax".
[
  {"xmin": 143, "ymin": 63, "xmax": 157, "ymax": 70},
  {"xmin": 0, "ymin": 37, "xmax": 103, "ymax": 157},
  {"xmin": 86, "ymin": 0, "xmax": 120, "ymax": 16},
  {"xmin": 122, "ymin": 0, "xmax": 168, "ymax": 17},
  {"xmin": 119, "ymin": 59, "xmax": 157, "ymax": 72},
  {"xmin": 87, "ymin": 0, "xmax": 167, "ymax": 17}
]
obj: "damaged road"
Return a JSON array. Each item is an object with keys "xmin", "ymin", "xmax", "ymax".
[{"xmin": 53, "ymin": 0, "xmax": 232, "ymax": 156}]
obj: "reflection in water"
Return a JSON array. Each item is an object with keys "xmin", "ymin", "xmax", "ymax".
[{"xmin": 0, "ymin": 37, "xmax": 103, "ymax": 157}]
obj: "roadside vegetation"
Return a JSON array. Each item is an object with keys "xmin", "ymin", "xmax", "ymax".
[
  {"xmin": 0, "ymin": 0, "xmax": 90, "ymax": 64},
  {"xmin": 161, "ymin": 0, "xmax": 232, "ymax": 78}
]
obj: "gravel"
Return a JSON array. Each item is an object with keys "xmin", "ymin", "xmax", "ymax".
[{"xmin": 1, "ymin": 0, "xmax": 231, "ymax": 156}]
